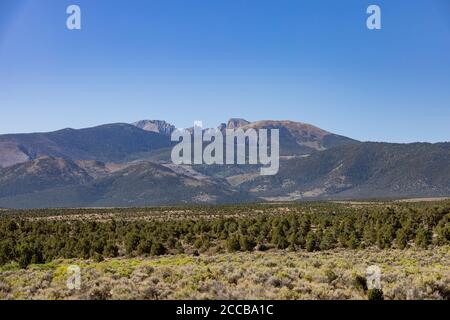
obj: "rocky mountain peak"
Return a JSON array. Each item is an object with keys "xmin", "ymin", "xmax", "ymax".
[
  {"xmin": 217, "ymin": 123, "xmax": 227, "ymax": 132},
  {"xmin": 227, "ymin": 118, "xmax": 250, "ymax": 129},
  {"xmin": 133, "ymin": 120, "xmax": 175, "ymax": 136}
]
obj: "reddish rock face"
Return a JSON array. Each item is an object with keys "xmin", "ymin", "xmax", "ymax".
[{"xmin": 240, "ymin": 120, "xmax": 347, "ymax": 151}]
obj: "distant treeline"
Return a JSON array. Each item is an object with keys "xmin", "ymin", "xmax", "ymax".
[{"xmin": 0, "ymin": 203, "xmax": 449, "ymax": 268}]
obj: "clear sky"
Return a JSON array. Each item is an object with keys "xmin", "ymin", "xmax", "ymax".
[{"xmin": 0, "ymin": 0, "xmax": 449, "ymax": 142}]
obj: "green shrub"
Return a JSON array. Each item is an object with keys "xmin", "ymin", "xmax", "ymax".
[
  {"xmin": 150, "ymin": 242, "xmax": 166, "ymax": 256},
  {"xmin": 306, "ymin": 232, "xmax": 317, "ymax": 252},
  {"xmin": 353, "ymin": 275, "xmax": 368, "ymax": 292},
  {"xmin": 104, "ymin": 242, "xmax": 119, "ymax": 257},
  {"xmin": 368, "ymin": 289, "xmax": 384, "ymax": 300},
  {"xmin": 0, "ymin": 240, "xmax": 14, "ymax": 265},
  {"xmin": 17, "ymin": 244, "xmax": 33, "ymax": 269},
  {"xmin": 94, "ymin": 252, "xmax": 104, "ymax": 262},
  {"xmin": 325, "ymin": 269, "xmax": 338, "ymax": 283},
  {"xmin": 125, "ymin": 232, "xmax": 140, "ymax": 255},
  {"xmin": 137, "ymin": 239, "xmax": 152, "ymax": 255},
  {"xmin": 239, "ymin": 235, "xmax": 255, "ymax": 251},
  {"xmin": 226, "ymin": 236, "xmax": 240, "ymax": 252},
  {"xmin": 415, "ymin": 228, "xmax": 430, "ymax": 249},
  {"xmin": 395, "ymin": 228, "xmax": 408, "ymax": 249}
]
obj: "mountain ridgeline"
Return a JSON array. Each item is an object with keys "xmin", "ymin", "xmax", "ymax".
[{"xmin": 0, "ymin": 119, "xmax": 448, "ymax": 208}]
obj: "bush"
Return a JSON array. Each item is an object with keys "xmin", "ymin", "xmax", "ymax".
[
  {"xmin": 0, "ymin": 240, "xmax": 14, "ymax": 265},
  {"xmin": 94, "ymin": 252, "xmax": 104, "ymax": 262},
  {"xmin": 396, "ymin": 228, "xmax": 408, "ymax": 249},
  {"xmin": 376, "ymin": 226, "xmax": 394, "ymax": 249},
  {"xmin": 319, "ymin": 230, "xmax": 336, "ymax": 250},
  {"xmin": 325, "ymin": 269, "xmax": 338, "ymax": 283},
  {"xmin": 434, "ymin": 218, "xmax": 450, "ymax": 245},
  {"xmin": 306, "ymin": 232, "xmax": 317, "ymax": 252},
  {"xmin": 239, "ymin": 235, "xmax": 255, "ymax": 251},
  {"xmin": 368, "ymin": 289, "xmax": 384, "ymax": 300},
  {"xmin": 17, "ymin": 245, "xmax": 33, "ymax": 269},
  {"xmin": 137, "ymin": 239, "xmax": 152, "ymax": 255},
  {"xmin": 193, "ymin": 238, "xmax": 203, "ymax": 249},
  {"xmin": 347, "ymin": 233, "xmax": 359, "ymax": 249},
  {"xmin": 125, "ymin": 233, "xmax": 140, "ymax": 255},
  {"xmin": 150, "ymin": 242, "xmax": 166, "ymax": 256},
  {"xmin": 415, "ymin": 228, "xmax": 430, "ymax": 249},
  {"xmin": 256, "ymin": 243, "xmax": 268, "ymax": 251},
  {"xmin": 89, "ymin": 284, "xmax": 112, "ymax": 300},
  {"xmin": 271, "ymin": 225, "xmax": 288, "ymax": 249},
  {"xmin": 104, "ymin": 242, "xmax": 119, "ymax": 257},
  {"xmin": 353, "ymin": 275, "xmax": 368, "ymax": 292},
  {"xmin": 226, "ymin": 236, "xmax": 240, "ymax": 252}
]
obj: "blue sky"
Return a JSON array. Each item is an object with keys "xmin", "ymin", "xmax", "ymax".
[{"xmin": 0, "ymin": 0, "xmax": 449, "ymax": 142}]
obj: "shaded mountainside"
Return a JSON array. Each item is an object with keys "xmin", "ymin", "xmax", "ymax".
[
  {"xmin": 0, "ymin": 142, "xmax": 449, "ymax": 208},
  {"xmin": 239, "ymin": 142, "xmax": 450, "ymax": 200},
  {"xmin": 85, "ymin": 162, "xmax": 249, "ymax": 207},
  {"xmin": 0, "ymin": 157, "xmax": 92, "ymax": 198},
  {"xmin": 0, "ymin": 118, "xmax": 357, "ymax": 167},
  {"xmin": 0, "ymin": 123, "xmax": 173, "ymax": 168},
  {"xmin": 0, "ymin": 119, "xmax": 448, "ymax": 208},
  {"xmin": 0, "ymin": 159, "xmax": 252, "ymax": 208}
]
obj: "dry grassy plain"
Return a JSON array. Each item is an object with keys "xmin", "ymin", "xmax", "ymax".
[
  {"xmin": 1, "ymin": 201, "xmax": 449, "ymax": 300},
  {"xmin": 0, "ymin": 246, "xmax": 448, "ymax": 300}
]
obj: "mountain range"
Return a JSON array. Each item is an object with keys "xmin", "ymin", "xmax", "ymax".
[{"xmin": 0, "ymin": 118, "xmax": 448, "ymax": 208}]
